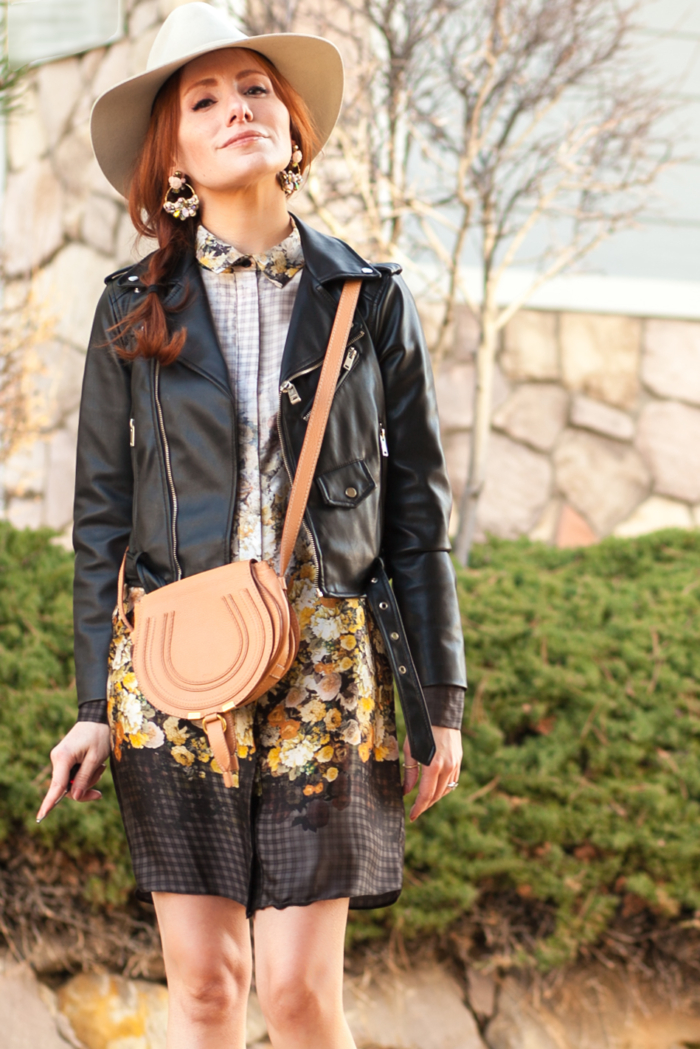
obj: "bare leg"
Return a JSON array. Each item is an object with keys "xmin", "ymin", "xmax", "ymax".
[
  {"xmin": 153, "ymin": 892, "xmax": 252, "ymax": 1049},
  {"xmin": 254, "ymin": 897, "xmax": 356, "ymax": 1049}
]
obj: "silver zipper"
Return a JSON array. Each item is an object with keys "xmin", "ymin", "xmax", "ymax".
[
  {"xmin": 380, "ymin": 425, "xmax": 389, "ymax": 457},
  {"xmin": 280, "ymin": 380, "xmax": 301, "ymax": 405},
  {"xmin": 155, "ymin": 362, "xmax": 183, "ymax": 580},
  {"xmin": 280, "ymin": 329, "xmax": 365, "ymax": 408},
  {"xmin": 129, "ymin": 419, "xmax": 135, "ymax": 447}
]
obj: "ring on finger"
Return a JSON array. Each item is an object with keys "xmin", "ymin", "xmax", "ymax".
[
  {"xmin": 446, "ymin": 780, "xmax": 459, "ymax": 790},
  {"xmin": 404, "ymin": 763, "xmax": 420, "ymax": 771}
]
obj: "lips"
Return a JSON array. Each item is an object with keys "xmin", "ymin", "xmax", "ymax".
[{"xmin": 220, "ymin": 132, "xmax": 264, "ymax": 149}]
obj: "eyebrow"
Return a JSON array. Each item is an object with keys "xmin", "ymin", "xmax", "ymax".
[{"xmin": 183, "ymin": 69, "xmax": 271, "ymax": 94}]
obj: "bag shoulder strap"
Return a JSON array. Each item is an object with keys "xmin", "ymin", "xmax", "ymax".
[{"xmin": 279, "ymin": 279, "xmax": 362, "ymax": 578}]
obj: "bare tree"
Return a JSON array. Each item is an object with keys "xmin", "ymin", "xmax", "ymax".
[
  {"xmin": 241, "ymin": 0, "xmax": 674, "ymax": 563},
  {"xmin": 0, "ymin": 2, "xmax": 27, "ymax": 116}
]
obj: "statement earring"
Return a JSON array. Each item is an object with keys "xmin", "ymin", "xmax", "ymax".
[
  {"xmin": 163, "ymin": 171, "xmax": 200, "ymax": 220},
  {"xmin": 278, "ymin": 145, "xmax": 303, "ymax": 196}
]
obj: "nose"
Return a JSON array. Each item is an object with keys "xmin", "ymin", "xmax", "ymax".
[{"xmin": 226, "ymin": 90, "xmax": 253, "ymax": 125}]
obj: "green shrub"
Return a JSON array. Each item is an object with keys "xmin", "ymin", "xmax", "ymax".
[
  {"xmin": 362, "ymin": 530, "xmax": 700, "ymax": 968},
  {"xmin": 3, "ymin": 522, "xmax": 700, "ymax": 970}
]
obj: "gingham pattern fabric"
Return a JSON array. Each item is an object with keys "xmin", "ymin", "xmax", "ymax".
[
  {"xmin": 106, "ymin": 226, "xmax": 405, "ymax": 915},
  {"xmin": 197, "ymin": 221, "xmax": 305, "ymax": 568}
]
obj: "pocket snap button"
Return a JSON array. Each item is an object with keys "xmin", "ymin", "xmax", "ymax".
[
  {"xmin": 345, "ymin": 486, "xmax": 358, "ymax": 498},
  {"xmin": 390, "ymin": 631, "xmax": 399, "ymax": 641},
  {"xmin": 398, "ymin": 665, "xmax": 407, "ymax": 674}
]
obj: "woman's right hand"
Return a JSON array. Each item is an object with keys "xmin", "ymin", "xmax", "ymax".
[{"xmin": 36, "ymin": 722, "xmax": 111, "ymax": 823}]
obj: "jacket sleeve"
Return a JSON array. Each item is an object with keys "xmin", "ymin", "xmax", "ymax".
[
  {"xmin": 73, "ymin": 285, "xmax": 133, "ymax": 709},
  {"xmin": 372, "ymin": 275, "xmax": 467, "ymax": 727}
]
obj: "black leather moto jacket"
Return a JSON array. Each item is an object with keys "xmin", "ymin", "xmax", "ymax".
[{"xmin": 73, "ymin": 217, "xmax": 466, "ymax": 749}]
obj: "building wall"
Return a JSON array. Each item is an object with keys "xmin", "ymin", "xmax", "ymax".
[
  {"xmin": 2, "ymin": 0, "xmax": 700, "ymax": 548},
  {"xmin": 436, "ymin": 307, "xmax": 700, "ymax": 546}
]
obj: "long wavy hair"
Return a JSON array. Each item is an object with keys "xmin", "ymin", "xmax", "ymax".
[{"xmin": 113, "ymin": 50, "xmax": 319, "ymax": 365}]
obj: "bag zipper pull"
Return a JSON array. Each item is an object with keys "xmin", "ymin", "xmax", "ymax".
[
  {"xmin": 280, "ymin": 380, "xmax": 301, "ymax": 405},
  {"xmin": 379, "ymin": 425, "xmax": 389, "ymax": 457},
  {"xmin": 343, "ymin": 347, "xmax": 358, "ymax": 371},
  {"xmin": 129, "ymin": 419, "xmax": 135, "ymax": 447}
]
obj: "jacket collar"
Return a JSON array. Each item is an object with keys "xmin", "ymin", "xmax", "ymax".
[{"xmin": 129, "ymin": 218, "xmax": 380, "ymax": 392}]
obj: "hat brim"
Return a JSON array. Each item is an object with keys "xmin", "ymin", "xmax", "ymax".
[{"xmin": 90, "ymin": 33, "xmax": 343, "ymax": 199}]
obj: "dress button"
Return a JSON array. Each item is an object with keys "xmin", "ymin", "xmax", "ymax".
[
  {"xmin": 345, "ymin": 486, "xmax": 357, "ymax": 498},
  {"xmin": 379, "ymin": 601, "xmax": 388, "ymax": 610},
  {"xmin": 240, "ymin": 258, "xmax": 252, "ymax": 267},
  {"xmin": 390, "ymin": 631, "xmax": 399, "ymax": 641},
  {"xmin": 398, "ymin": 665, "xmax": 407, "ymax": 674}
]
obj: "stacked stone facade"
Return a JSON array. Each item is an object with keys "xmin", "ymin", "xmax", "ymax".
[
  {"xmin": 2, "ymin": 0, "xmax": 700, "ymax": 547},
  {"xmin": 437, "ymin": 308, "xmax": 700, "ymax": 545}
]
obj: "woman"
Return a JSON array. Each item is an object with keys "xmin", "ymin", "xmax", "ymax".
[{"xmin": 37, "ymin": 5, "xmax": 466, "ymax": 1048}]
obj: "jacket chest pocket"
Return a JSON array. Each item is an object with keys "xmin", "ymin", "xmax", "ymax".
[{"xmin": 316, "ymin": 460, "xmax": 375, "ymax": 508}]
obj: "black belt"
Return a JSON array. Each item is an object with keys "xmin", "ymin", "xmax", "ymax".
[{"xmin": 365, "ymin": 559, "xmax": 436, "ymax": 766}]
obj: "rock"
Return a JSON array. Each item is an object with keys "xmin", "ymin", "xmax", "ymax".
[
  {"xmin": 58, "ymin": 972, "xmax": 168, "ymax": 1049},
  {"xmin": 34, "ymin": 341, "xmax": 87, "ymax": 430},
  {"xmin": 36, "ymin": 57, "xmax": 82, "ymax": 147},
  {"xmin": 4, "ymin": 440, "xmax": 46, "ymax": 499},
  {"xmin": 32, "ymin": 244, "xmax": 110, "ymax": 349},
  {"xmin": 91, "ymin": 39, "xmax": 134, "ymax": 102},
  {"xmin": 553, "ymin": 430, "xmax": 650, "ymax": 535},
  {"xmin": 344, "ymin": 964, "xmax": 486, "ymax": 1048},
  {"xmin": 53, "ymin": 125, "xmax": 97, "ymax": 194},
  {"xmin": 485, "ymin": 977, "xmax": 566, "ymax": 1049},
  {"xmin": 614, "ymin": 496, "xmax": 693, "ymax": 537},
  {"xmin": 492, "ymin": 384, "xmax": 568, "ymax": 452},
  {"xmin": 45, "ymin": 414, "xmax": 79, "ymax": 530},
  {"xmin": 130, "ymin": 0, "xmax": 160, "ymax": 38},
  {"xmin": 115, "ymin": 211, "xmax": 157, "ymax": 265},
  {"xmin": 529, "ymin": 499, "xmax": 562, "ymax": 544},
  {"xmin": 132, "ymin": 24, "xmax": 161, "ymax": 75},
  {"xmin": 570, "ymin": 394, "xmax": 634, "ymax": 441},
  {"xmin": 643, "ymin": 319, "xmax": 700, "ymax": 405},
  {"xmin": 6, "ymin": 85, "xmax": 49, "ymax": 170},
  {"xmin": 501, "ymin": 310, "xmax": 559, "ymax": 382},
  {"xmin": 454, "ymin": 304, "xmax": 480, "ymax": 361},
  {"xmin": 478, "ymin": 435, "xmax": 552, "ymax": 540},
  {"xmin": 2, "ymin": 159, "xmax": 64, "ymax": 277},
  {"xmin": 82, "ymin": 194, "xmax": 121, "ymax": 256},
  {"xmin": 6, "ymin": 497, "xmax": 44, "ymax": 531},
  {"xmin": 0, "ymin": 960, "xmax": 75, "ymax": 1049},
  {"xmin": 434, "ymin": 363, "xmax": 509, "ymax": 432},
  {"xmin": 556, "ymin": 504, "xmax": 597, "ymax": 548},
  {"xmin": 636, "ymin": 401, "xmax": 700, "ymax": 503},
  {"xmin": 57, "ymin": 973, "xmax": 269, "ymax": 1049},
  {"xmin": 560, "ymin": 312, "xmax": 641, "ymax": 410},
  {"xmin": 466, "ymin": 968, "xmax": 496, "ymax": 1020}
]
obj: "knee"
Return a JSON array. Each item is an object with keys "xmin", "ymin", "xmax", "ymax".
[
  {"xmin": 173, "ymin": 955, "xmax": 251, "ymax": 1025},
  {"xmin": 259, "ymin": 974, "xmax": 330, "ymax": 1032}
]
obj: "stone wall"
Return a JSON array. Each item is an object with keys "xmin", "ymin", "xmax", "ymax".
[
  {"xmin": 2, "ymin": 0, "xmax": 700, "ymax": 548},
  {"xmin": 0, "ymin": 0, "xmax": 185, "ymax": 541},
  {"xmin": 436, "ymin": 306, "xmax": 700, "ymax": 546}
]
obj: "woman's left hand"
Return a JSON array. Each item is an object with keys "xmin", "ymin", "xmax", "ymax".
[{"xmin": 403, "ymin": 726, "xmax": 462, "ymax": 821}]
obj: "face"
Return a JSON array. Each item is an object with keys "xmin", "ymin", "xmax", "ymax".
[{"xmin": 176, "ymin": 48, "xmax": 292, "ymax": 194}]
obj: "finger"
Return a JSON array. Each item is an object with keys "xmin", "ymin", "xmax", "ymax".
[
  {"xmin": 71, "ymin": 758, "xmax": 107, "ymax": 801},
  {"xmin": 76, "ymin": 789, "xmax": 102, "ymax": 803},
  {"xmin": 410, "ymin": 762, "xmax": 442, "ymax": 821},
  {"xmin": 37, "ymin": 750, "xmax": 76, "ymax": 822},
  {"xmin": 402, "ymin": 740, "xmax": 421, "ymax": 795}
]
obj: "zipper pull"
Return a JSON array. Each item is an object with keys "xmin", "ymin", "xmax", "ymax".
[
  {"xmin": 280, "ymin": 380, "xmax": 301, "ymax": 405},
  {"xmin": 379, "ymin": 425, "xmax": 389, "ymax": 458},
  {"xmin": 343, "ymin": 347, "xmax": 358, "ymax": 371},
  {"xmin": 129, "ymin": 419, "xmax": 135, "ymax": 447}
]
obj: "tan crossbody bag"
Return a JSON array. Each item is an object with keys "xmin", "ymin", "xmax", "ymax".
[{"xmin": 116, "ymin": 279, "xmax": 362, "ymax": 786}]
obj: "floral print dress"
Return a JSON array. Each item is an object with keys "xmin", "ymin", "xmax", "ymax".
[{"xmin": 107, "ymin": 224, "xmax": 404, "ymax": 914}]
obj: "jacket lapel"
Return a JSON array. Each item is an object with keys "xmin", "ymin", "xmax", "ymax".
[
  {"xmin": 279, "ymin": 216, "xmax": 381, "ymax": 383},
  {"xmin": 165, "ymin": 252, "xmax": 232, "ymax": 395}
]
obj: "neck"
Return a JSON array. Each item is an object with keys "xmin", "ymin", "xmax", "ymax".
[{"xmin": 197, "ymin": 179, "xmax": 292, "ymax": 254}]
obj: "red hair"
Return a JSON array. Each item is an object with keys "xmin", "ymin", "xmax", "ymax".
[{"xmin": 112, "ymin": 50, "xmax": 319, "ymax": 365}]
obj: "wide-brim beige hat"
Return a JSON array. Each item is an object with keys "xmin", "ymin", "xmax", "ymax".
[{"xmin": 91, "ymin": 2, "xmax": 344, "ymax": 198}]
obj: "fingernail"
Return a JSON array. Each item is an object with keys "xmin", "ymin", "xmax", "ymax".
[
  {"xmin": 36, "ymin": 816, "xmax": 43, "ymax": 824},
  {"xmin": 72, "ymin": 788, "xmax": 83, "ymax": 801}
]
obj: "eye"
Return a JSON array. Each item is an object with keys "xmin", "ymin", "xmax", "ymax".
[
  {"xmin": 244, "ymin": 84, "xmax": 268, "ymax": 96},
  {"xmin": 193, "ymin": 97, "xmax": 215, "ymax": 111}
]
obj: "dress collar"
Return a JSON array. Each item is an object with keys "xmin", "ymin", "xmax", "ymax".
[{"xmin": 195, "ymin": 219, "xmax": 304, "ymax": 288}]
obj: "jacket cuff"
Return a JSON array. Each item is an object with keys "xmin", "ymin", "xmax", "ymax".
[
  {"xmin": 77, "ymin": 699, "xmax": 109, "ymax": 725},
  {"xmin": 422, "ymin": 685, "xmax": 464, "ymax": 729}
]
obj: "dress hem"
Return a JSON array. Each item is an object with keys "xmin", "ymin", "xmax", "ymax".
[{"xmin": 135, "ymin": 883, "xmax": 402, "ymax": 917}]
